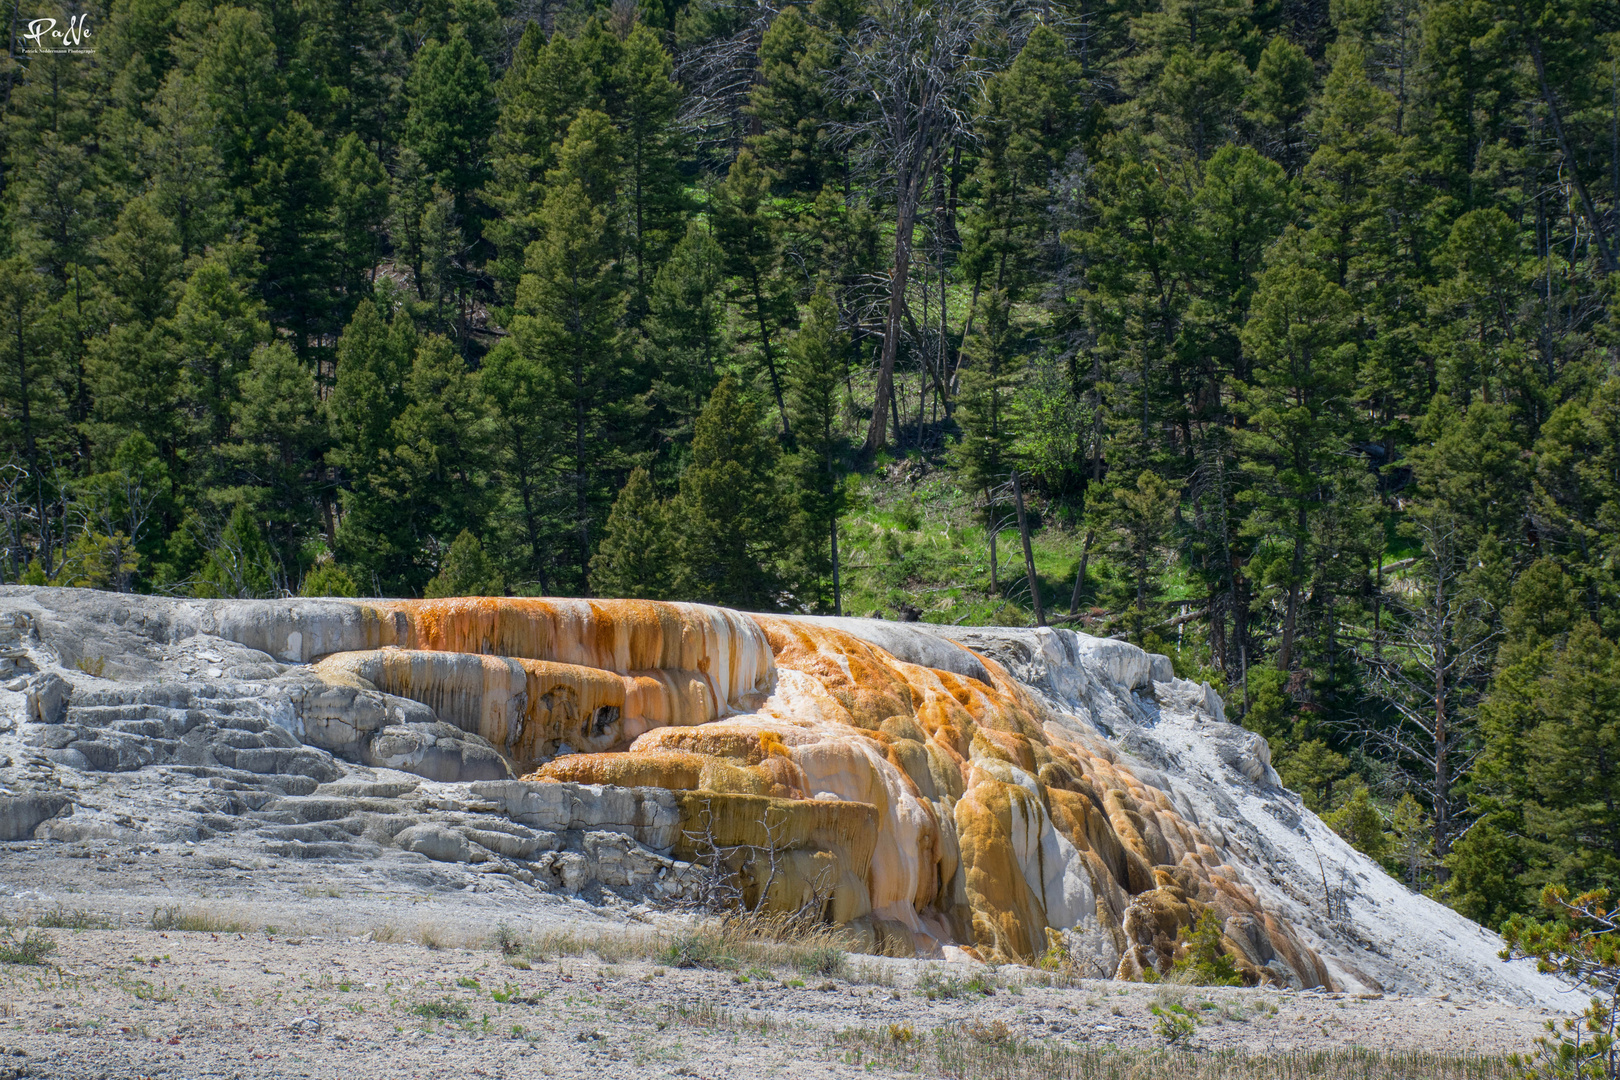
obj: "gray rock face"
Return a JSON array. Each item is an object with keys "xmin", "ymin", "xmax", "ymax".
[
  {"xmin": 470, "ymin": 780, "xmax": 679, "ymax": 850},
  {"xmin": 362, "ymin": 720, "xmax": 512, "ymax": 782},
  {"xmin": 395, "ymin": 822, "xmax": 472, "ymax": 862},
  {"xmin": 0, "ymin": 791, "xmax": 71, "ymax": 840},
  {"xmin": 32, "ymin": 680, "xmax": 342, "ymax": 781},
  {"xmin": 0, "ymin": 587, "xmax": 694, "ymax": 910}
]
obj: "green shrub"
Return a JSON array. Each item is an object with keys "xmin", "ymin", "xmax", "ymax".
[
  {"xmin": 793, "ymin": 945, "xmax": 847, "ymax": 978},
  {"xmin": 412, "ymin": 997, "xmax": 471, "ymax": 1020},
  {"xmin": 1154, "ymin": 1009, "xmax": 1197, "ymax": 1044},
  {"xmin": 36, "ymin": 907, "xmax": 114, "ymax": 930},
  {"xmin": 1503, "ymin": 886, "xmax": 1617, "ymax": 1080},
  {"xmin": 0, "ymin": 929, "xmax": 57, "ymax": 965},
  {"xmin": 1168, "ymin": 911, "xmax": 1244, "ymax": 986},
  {"xmin": 660, "ymin": 931, "xmax": 731, "ymax": 970}
]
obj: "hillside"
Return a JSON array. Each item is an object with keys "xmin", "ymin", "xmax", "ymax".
[{"xmin": 3, "ymin": 0, "xmax": 1617, "ymax": 976}]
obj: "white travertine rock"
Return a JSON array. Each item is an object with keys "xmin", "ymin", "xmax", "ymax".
[
  {"xmin": 468, "ymin": 780, "xmax": 679, "ymax": 851},
  {"xmin": 394, "ymin": 822, "xmax": 471, "ymax": 862},
  {"xmin": 0, "ymin": 586, "xmax": 1571, "ymax": 1007}
]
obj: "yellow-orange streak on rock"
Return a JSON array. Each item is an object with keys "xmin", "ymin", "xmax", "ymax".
[
  {"xmin": 311, "ymin": 602, "xmax": 1333, "ymax": 984},
  {"xmin": 354, "ymin": 598, "xmax": 776, "ymax": 713}
]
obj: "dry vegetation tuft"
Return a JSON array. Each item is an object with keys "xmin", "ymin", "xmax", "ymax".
[
  {"xmin": 149, "ymin": 906, "xmax": 249, "ymax": 934},
  {"xmin": 485, "ymin": 911, "xmax": 862, "ymax": 976},
  {"xmin": 827, "ymin": 1028, "xmax": 1514, "ymax": 1080}
]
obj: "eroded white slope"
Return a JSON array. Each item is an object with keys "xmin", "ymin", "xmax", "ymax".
[{"xmin": 817, "ymin": 618, "xmax": 1569, "ymax": 1008}]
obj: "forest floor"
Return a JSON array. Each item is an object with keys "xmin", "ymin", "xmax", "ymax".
[
  {"xmin": 0, "ymin": 843, "xmax": 1568, "ymax": 1080},
  {"xmin": 838, "ymin": 452, "xmax": 1422, "ymax": 653},
  {"xmin": 841, "ymin": 456, "xmax": 1116, "ymax": 629}
]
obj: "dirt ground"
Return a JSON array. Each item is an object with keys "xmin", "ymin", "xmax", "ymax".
[
  {"xmin": 0, "ymin": 914, "xmax": 1570, "ymax": 1080},
  {"xmin": 0, "ymin": 837, "xmax": 1578, "ymax": 1080}
]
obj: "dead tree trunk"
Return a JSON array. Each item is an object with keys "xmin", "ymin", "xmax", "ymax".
[{"xmin": 1013, "ymin": 471, "xmax": 1045, "ymax": 626}]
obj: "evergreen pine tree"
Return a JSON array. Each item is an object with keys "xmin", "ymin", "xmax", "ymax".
[
  {"xmin": 405, "ymin": 28, "xmax": 498, "ymax": 222},
  {"xmin": 328, "ymin": 301, "xmax": 412, "ymax": 485},
  {"xmin": 1521, "ymin": 620, "xmax": 1620, "ymax": 895},
  {"xmin": 786, "ymin": 285, "xmax": 848, "ymax": 614},
  {"xmin": 389, "ymin": 334, "xmax": 492, "ymax": 569},
  {"xmin": 423, "ymin": 529, "xmax": 506, "ymax": 598},
  {"xmin": 1300, "ymin": 44, "xmax": 1398, "ymax": 288},
  {"xmin": 1530, "ymin": 376, "xmax": 1620, "ymax": 630},
  {"xmin": 1103, "ymin": 470, "xmax": 1178, "ymax": 642},
  {"xmin": 1245, "ymin": 36, "xmax": 1313, "ymax": 174},
  {"xmin": 1122, "ymin": 0, "xmax": 1259, "ymax": 160},
  {"xmin": 185, "ymin": 6, "xmax": 285, "ymax": 193},
  {"xmin": 749, "ymin": 8, "xmax": 842, "ymax": 193},
  {"xmin": 673, "ymin": 375, "xmax": 789, "ymax": 610},
  {"xmin": 641, "ymin": 220, "xmax": 731, "ymax": 460},
  {"xmin": 1235, "ymin": 255, "xmax": 1360, "ymax": 673},
  {"xmin": 139, "ymin": 71, "xmax": 227, "ymax": 260},
  {"xmin": 86, "ymin": 197, "xmax": 184, "ymax": 460},
  {"xmin": 1459, "ymin": 560, "xmax": 1620, "ymax": 923},
  {"xmin": 481, "ymin": 337, "xmax": 560, "ymax": 595},
  {"xmin": 194, "ymin": 503, "xmax": 281, "ymax": 598},
  {"xmin": 292, "ymin": 0, "xmax": 393, "ymax": 144},
  {"xmin": 613, "ymin": 25, "xmax": 685, "ymax": 308},
  {"xmin": 510, "ymin": 113, "xmax": 633, "ymax": 592},
  {"xmin": 219, "ymin": 342, "xmax": 326, "ymax": 567},
  {"xmin": 175, "ymin": 251, "xmax": 271, "ymax": 496},
  {"xmin": 248, "ymin": 113, "xmax": 337, "ymax": 358},
  {"xmin": 328, "ymin": 301, "xmax": 417, "ymax": 590},
  {"xmin": 953, "ymin": 289, "xmax": 1023, "ymax": 592},
  {"xmin": 592, "ymin": 467, "xmax": 676, "ymax": 600},
  {"xmin": 329, "ymin": 133, "xmax": 391, "ymax": 311},
  {"xmin": 0, "ymin": 258, "xmax": 68, "ymax": 577},
  {"xmin": 712, "ymin": 151, "xmax": 791, "ymax": 431},
  {"xmin": 963, "ymin": 26, "xmax": 1089, "ymax": 303},
  {"xmin": 301, "ymin": 559, "xmax": 360, "ymax": 597},
  {"xmin": 486, "ymin": 23, "xmax": 601, "ymax": 305}
]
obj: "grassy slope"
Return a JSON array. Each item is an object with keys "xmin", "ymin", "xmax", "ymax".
[{"xmin": 835, "ymin": 455, "xmax": 1190, "ymax": 634}]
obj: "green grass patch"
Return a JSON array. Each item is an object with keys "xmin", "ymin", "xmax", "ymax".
[
  {"xmin": 150, "ymin": 906, "xmax": 249, "ymax": 934},
  {"xmin": 412, "ymin": 997, "xmax": 471, "ymax": 1020},
  {"xmin": 0, "ymin": 929, "xmax": 56, "ymax": 965}
]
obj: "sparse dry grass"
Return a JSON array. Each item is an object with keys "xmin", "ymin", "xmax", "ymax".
[
  {"xmin": 366, "ymin": 923, "xmax": 405, "ymax": 944},
  {"xmin": 35, "ymin": 907, "xmax": 116, "ymax": 930},
  {"xmin": 149, "ymin": 905, "xmax": 249, "ymax": 934},
  {"xmin": 445, "ymin": 911, "xmax": 891, "ymax": 982},
  {"xmin": 2, "ymin": 906, "xmax": 116, "ymax": 931},
  {"xmin": 851, "ymin": 959, "xmax": 898, "ymax": 987},
  {"xmin": 828, "ymin": 1027, "xmax": 1515, "ymax": 1080}
]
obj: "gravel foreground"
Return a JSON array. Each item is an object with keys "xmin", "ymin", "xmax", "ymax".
[
  {"xmin": 0, "ymin": 918, "xmax": 1570, "ymax": 1080},
  {"xmin": 0, "ymin": 838, "xmax": 1580, "ymax": 1079}
]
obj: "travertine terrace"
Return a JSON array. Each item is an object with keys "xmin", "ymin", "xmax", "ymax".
[{"xmin": 0, "ymin": 587, "xmax": 1567, "ymax": 1005}]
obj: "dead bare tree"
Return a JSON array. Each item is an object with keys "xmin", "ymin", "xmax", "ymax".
[
  {"xmin": 0, "ymin": 462, "xmax": 34, "ymax": 582},
  {"xmin": 1344, "ymin": 514, "xmax": 1497, "ymax": 879},
  {"xmin": 673, "ymin": 0, "xmax": 780, "ymax": 156},
  {"xmin": 827, "ymin": 0, "xmax": 1004, "ymax": 454},
  {"xmin": 678, "ymin": 797, "xmax": 835, "ymax": 926}
]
